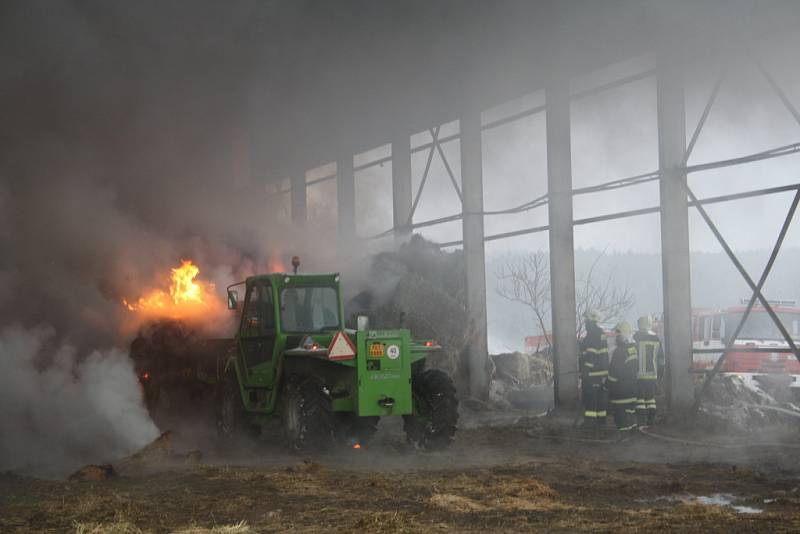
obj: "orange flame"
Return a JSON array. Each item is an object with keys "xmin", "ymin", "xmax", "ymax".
[
  {"xmin": 123, "ymin": 260, "xmax": 220, "ymax": 319},
  {"xmin": 266, "ymin": 253, "xmax": 285, "ymax": 273}
]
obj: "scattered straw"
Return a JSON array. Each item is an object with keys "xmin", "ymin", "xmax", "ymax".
[{"xmin": 429, "ymin": 493, "xmax": 488, "ymax": 512}]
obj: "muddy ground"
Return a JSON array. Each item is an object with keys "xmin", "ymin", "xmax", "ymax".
[{"xmin": 2, "ymin": 413, "xmax": 800, "ymax": 533}]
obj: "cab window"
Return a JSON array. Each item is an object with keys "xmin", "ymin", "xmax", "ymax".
[
  {"xmin": 280, "ymin": 286, "xmax": 340, "ymax": 333},
  {"xmin": 241, "ymin": 282, "xmax": 274, "ymax": 337}
]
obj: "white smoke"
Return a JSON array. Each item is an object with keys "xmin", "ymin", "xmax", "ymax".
[{"xmin": 0, "ymin": 324, "xmax": 159, "ymax": 475}]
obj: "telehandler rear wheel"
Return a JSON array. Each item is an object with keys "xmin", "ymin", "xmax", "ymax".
[
  {"xmin": 280, "ymin": 375, "xmax": 334, "ymax": 452},
  {"xmin": 403, "ymin": 368, "xmax": 459, "ymax": 451}
]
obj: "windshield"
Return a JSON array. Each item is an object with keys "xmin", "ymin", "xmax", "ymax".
[
  {"xmin": 724, "ymin": 311, "xmax": 800, "ymax": 342},
  {"xmin": 280, "ymin": 286, "xmax": 340, "ymax": 333}
]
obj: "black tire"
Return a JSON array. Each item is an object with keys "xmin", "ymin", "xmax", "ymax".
[
  {"xmin": 279, "ymin": 375, "xmax": 334, "ymax": 452},
  {"xmin": 335, "ymin": 413, "xmax": 380, "ymax": 446},
  {"xmin": 403, "ymin": 368, "xmax": 459, "ymax": 451},
  {"xmin": 216, "ymin": 366, "xmax": 257, "ymax": 439}
]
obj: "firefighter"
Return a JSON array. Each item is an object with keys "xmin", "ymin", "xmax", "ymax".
[
  {"xmin": 607, "ymin": 321, "xmax": 638, "ymax": 433},
  {"xmin": 634, "ymin": 315, "xmax": 665, "ymax": 427},
  {"xmin": 578, "ymin": 310, "xmax": 609, "ymax": 425}
]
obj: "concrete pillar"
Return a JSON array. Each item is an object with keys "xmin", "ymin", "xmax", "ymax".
[
  {"xmin": 460, "ymin": 110, "xmax": 489, "ymax": 399},
  {"xmin": 290, "ymin": 170, "xmax": 307, "ymax": 225},
  {"xmin": 657, "ymin": 54, "xmax": 694, "ymax": 413},
  {"xmin": 337, "ymin": 153, "xmax": 356, "ymax": 240},
  {"xmin": 391, "ymin": 133, "xmax": 413, "ymax": 237},
  {"xmin": 546, "ymin": 77, "xmax": 579, "ymax": 409}
]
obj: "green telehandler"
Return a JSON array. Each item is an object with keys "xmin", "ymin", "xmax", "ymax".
[{"xmin": 132, "ymin": 261, "xmax": 459, "ymax": 451}]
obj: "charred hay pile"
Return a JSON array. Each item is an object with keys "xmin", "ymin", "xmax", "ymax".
[
  {"xmin": 697, "ymin": 373, "xmax": 800, "ymax": 433},
  {"xmin": 489, "ymin": 352, "xmax": 553, "ymax": 409},
  {"xmin": 352, "ymin": 235, "xmax": 553, "ymax": 405},
  {"xmin": 349, "ymin": 235, "xmax": 473, "ymax": 392}
]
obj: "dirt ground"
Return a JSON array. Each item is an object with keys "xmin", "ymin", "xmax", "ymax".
[{"xmin": 2, "ymin": 413, "xmax": 800, "ymax": 533}]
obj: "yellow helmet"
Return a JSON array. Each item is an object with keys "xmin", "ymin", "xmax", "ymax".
[
  {"xmin": 614, "ymin": 321, "xmax": 632, "ymax": 340},
  {"xmin": 583, "ymin": 309, "xmax": 601, "ymax": 323}
]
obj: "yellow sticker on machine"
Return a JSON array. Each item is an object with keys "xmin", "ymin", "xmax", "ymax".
[{"xmin": 368, "ymin": 342, "xmax": 384, "ymax": 357}]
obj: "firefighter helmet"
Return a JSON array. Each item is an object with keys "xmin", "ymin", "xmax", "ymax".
[
  {"xmin": 637, "ymin": 315, "xmax": 652, "ymax": 332},
  {"xmin": 614, "ymin": 321, "xmax": 632, "ymax": 340},
  {"xmin": 583, "ymin": 309, "xmax": 601, "ymax": 323}
]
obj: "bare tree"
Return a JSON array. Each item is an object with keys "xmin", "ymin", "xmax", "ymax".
[
  {"xmin": 496, "ymin": 250, "xmax": 635, "ymax": 344},
  {"xmin": 496, "ymin": 251, "xmax": 552, "ymax": 347},
  {"xmin": 574, "ymin": 251, "xmax": 635, "ymax": 336}
]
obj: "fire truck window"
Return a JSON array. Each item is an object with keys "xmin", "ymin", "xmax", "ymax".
[
  {"xmin": 725, "ymin": 312, "xmax": 800, "ymax": 341},
  {"xmin": 711, "ymin": 316, "xmax": 721, "ymax": 340}
]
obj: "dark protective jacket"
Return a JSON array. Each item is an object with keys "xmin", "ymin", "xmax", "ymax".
[
  {"xmin": 579, "ymin": 322, "xmax": 609, "ymax": 381},
  {"xmin": 608, "ymin": 339, "xmax": 638, "ymax": 399},
  {"xmin": 633, "ymin": 331, "xmax": 665, "ymax": 380}
]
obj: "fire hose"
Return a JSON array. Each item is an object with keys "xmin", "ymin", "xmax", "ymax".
[{"xmin": 637, "ymin": 425, "xmax": 800, "ymax": 451}]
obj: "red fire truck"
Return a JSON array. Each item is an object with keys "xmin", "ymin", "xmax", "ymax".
[{"xmin": 692, "ymin": 300, "xmax": 800, "ymax": 390}]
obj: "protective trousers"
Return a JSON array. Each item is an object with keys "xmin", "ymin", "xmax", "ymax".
[
  {"xmin": 582, "ymin": 376, "xmax": 607, "ymax": 424},
  {"xmin": 610, "ymin": 397, "xmax": 637, "ymax": 432},
  {"xmin": 636, "ymin": 380, "xmax": 657, "ymax": 426}
]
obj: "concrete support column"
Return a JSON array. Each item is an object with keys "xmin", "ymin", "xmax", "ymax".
[
  {"xmin": 337, "ymin": 153, "xmax": 356, "ymax": 240},
  {"xmin": 290, "ymin": 170, "xmax": 307, "ymax": 225},
  {"xmin": 546, "ymin": 78, "xmax": 579, "ymax": 409},
  {"xmin": 460, "ymin": 110, "xmax": 489, "ymax": 399},
  {"xmin": 657, "ymin": 55, "xmax": 694, "ymax": 413},
  {"xmin": 391, "ymin": 133, "xmax": 413, "ymax": 237}
]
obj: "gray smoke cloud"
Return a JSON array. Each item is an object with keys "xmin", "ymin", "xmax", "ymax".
[
  {"xmin": 0, "ymin": 324, "xmax": 159, "ymax": 475},
  {"xmin": 0, "ymin": 1, "xmax": 398, "ymax": 473}
]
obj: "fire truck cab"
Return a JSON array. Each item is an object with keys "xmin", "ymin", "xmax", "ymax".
[{"xmin": 691, "ymin": 300, "xmax": 800, "ymax": 391}]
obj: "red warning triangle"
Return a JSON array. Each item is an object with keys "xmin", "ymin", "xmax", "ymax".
[{"xmin": 328, "ymin": 331, "xmax": 356, "ymax": 361}]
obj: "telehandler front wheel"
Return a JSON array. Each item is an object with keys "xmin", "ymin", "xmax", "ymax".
[
  {"xmin": 280, "ymin": 375, "xmax": 334, "ymax": 452},
  {"xmin": 403, "ymin": 368, "xmax": 459, "ymax": 451},
  {"xmin": 216, "ymin": 366, "xmax": 260, "ymax": 440}
]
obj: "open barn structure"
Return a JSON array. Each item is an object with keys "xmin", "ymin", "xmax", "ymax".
[
  {"xmin": 19, "ymin": 0, "xmax": 798, "ymax": 414},
  {"xmin": 233, "ymin": 0, "xmax": 800, "ymax": 413}
]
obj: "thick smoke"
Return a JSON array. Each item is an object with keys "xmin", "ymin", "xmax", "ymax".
[
  {"xmin": 0, "ymin": 1, "xmax": 388, "ymax": 473},
  {"xmin": 0, "ymin": 324, "xmax": 159, "ymax": 475},
  {"xmin": 0, "ymin": 1, "xmax": 295, "ymax": 474}
]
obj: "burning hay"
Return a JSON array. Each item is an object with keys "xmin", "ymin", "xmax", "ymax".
[{"xmin": 122, "ymin": 260, "xmax": 221, "ymax": 320}]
